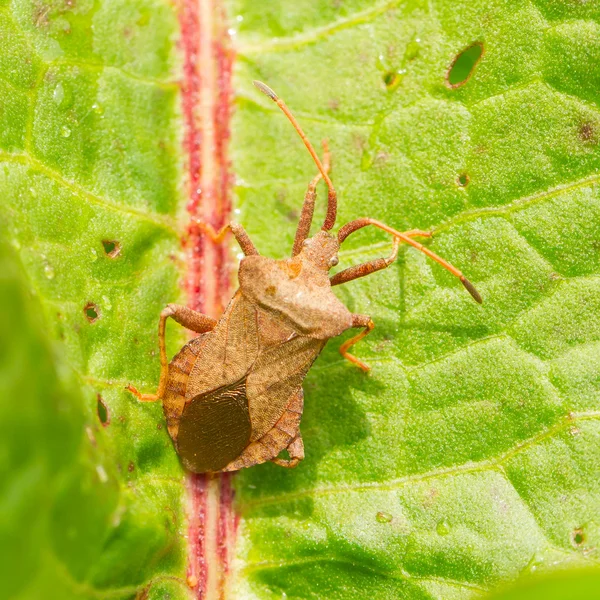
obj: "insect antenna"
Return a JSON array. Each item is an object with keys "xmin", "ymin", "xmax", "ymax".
[
  {"xmin": 338, "ymin": 218, "xmax": 483, "ymax": 303},
  {"xmin": 253, "ymin": 80, "xmax": 337, "ymax": 231}
]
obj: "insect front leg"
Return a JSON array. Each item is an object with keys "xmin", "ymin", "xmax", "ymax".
[
  {"xmin": 192, "ymin": 220, "xmax": 259, "ymax": 256},
  {"xmin": 330, "ymin": 230, "xmax": 431, "ymax": 287},
  {"xmin": 126, "ymin": 304, "xmax": 217, "ymax": 402},
  {"xmin": 339, "ymin": 314, "xmax": 375, "ymax": 372},
  {"xmin": 337, "ymin": 218, "xmax": 482, "ymax": 303}
]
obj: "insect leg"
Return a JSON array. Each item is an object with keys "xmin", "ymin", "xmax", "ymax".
[
  {"xmin": 337, "ymin": 218, "xmax": 482, "ymax": 303},
  {"xmin": 330, "ymin": 231, "xmax": 431, "ymax": 286},
  {"xmin": 161, "ymin": 303, "xmax": 218, "ymax": 333},
  {"xmin": 192, "ymin": 220, "xmax": 259, "ymax": 256},
  {"xmin": 339, "ymin": 314, "xmax": 375, "ymax": 372},
  {"xmin": 292, "ymin": 141, "xmax": 331, "ymax": 256},
  {"xmin": 271, "ymin": 433, "xmax": 305, "ymax": 468},
  {"xmin": 126, "ymin": 304, "xmax": 217, "ymax": 402}
]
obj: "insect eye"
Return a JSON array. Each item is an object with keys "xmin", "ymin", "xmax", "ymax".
[{"xmin": 329, "ymin": 256, "xmax": 339, "ymax": 267}]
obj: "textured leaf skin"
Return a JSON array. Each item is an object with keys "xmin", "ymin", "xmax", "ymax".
[
  {"xmin": 0, "ymin": 1, "xmax": 190, "ymax": 598},
  {"xmin": 227, "ymin": 1, "xmax": 600, "ymax": 598},
  {"xmin": 2, "ymin": 1, "xmax": 600, "ymax": 599},
  {"xmin": 487, "ymin": 569, "xmax": 600, "ymax": 600}
]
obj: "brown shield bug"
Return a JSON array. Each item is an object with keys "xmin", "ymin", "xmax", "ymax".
[{"xmin": 126, "ymin": 81, "xmax": 482, "ymax": 474}]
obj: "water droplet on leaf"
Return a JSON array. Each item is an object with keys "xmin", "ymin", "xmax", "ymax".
[
  {"xmin": 60, "ymin": 125, "xmax": 71, "ymax": 138},
  {"xmin": 53, "ymin": 82, "xmax": 73, "ymax": 109},
  {"xmin": 376, "ymin": 511, "xmax": 393, "ymax": 523},
  {"xmin": 437, "ymin": 519, "xmax": 451, "ymax": 535},
  {"xmin": 96, "ymin": 464, "xmax": 108, "ymax": 483},
  {"xmin": 53, "ymin": 83, "xmax": 64, "ymax": 105}
]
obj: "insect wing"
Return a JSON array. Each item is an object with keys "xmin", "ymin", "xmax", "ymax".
[
  {"xmin": 246, "ymin": 330, "xmax": 325, "ymax": 440},
  {"xmin": 177, "ymin": 378, "xmax": 251, "ymax": 473},
  {"xmin": 186, "ymin": 293, "xmax": 259, "ymax": 400}
]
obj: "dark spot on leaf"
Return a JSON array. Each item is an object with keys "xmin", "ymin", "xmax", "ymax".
[
  {"xmin": 579, "ymin": 121, "xmax": 598, "ymax": 145},
  {"xmin": 84, "ymin": 302, "xmax": 100, "ymax": 322},
  {"xmin": 571, "ymin": 528, "xmax": 585, "ymax": 547},
  {"xmin": 97, "ymin": 394, "xmax": 110, "ymax": 426},
  {"xmin": 102, "ymin": 240, "xmax": 121, "ymax": 258},
  {"xmin": 374, "ymin": 151, "xmax": 390, "ymax": 166},
  {"xmin": 33, "ymin": 3, "xmax": 51, "ymax": 28},
  {"xmin": 157, "ymin": 422, "xmax": 163, "ymax": 430},
  {"xmin": 446, "ymin": 42, "xmax": 484, "ymax": 88},
  {"xmin": 128, "ymin": 461, "xmax": 135, "ymax": 472},
  {"xmin": 457, "ymin": 173, "xmax": 470, "ymax": 187}
]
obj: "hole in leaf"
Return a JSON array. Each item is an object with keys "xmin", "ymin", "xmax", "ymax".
[
  {"xmin": 102, "ymin": 240, "xmax": 121, "ymax": 258},
  {"xmin": 446, "ymin": 42, "xmax": 484, "ymax": 88},
  {"xmin": 97, "ymin": 394, "xmax": 110, "ymax": 426},
  {"xmin": 383, "ymin": 70, "xmax": 404, "ymax": 91},
  {"xmin": 457, "ymin": 173, "xmax": 470, "ymax": 187},
  {"xmin": 571, "ymin": 528, "xmax": 585, "ymax": 547},
  {"xmin": 84, "ymin": 302, "xmax": 100, "ymax": 322}
]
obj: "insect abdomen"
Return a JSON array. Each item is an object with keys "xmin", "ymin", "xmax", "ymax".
[
  {"xmin": 162, "ymin": 334, "xmax": 210, "ymax": 441},
  {"xmin": 176, "ymin": 378, "xmax": 251, "ymax": 473}
]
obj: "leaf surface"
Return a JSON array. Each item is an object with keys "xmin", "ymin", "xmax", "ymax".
[
  {"xmin": 1, "ymin": 1, "xmax": 600, "ymax": 599},
  {"xmin": 227, "ymin": 1, "xmax": 600, "ymax": 598},
  {"xmin": 0, "ymin": 1, "xmax": 189, "ymax": 598}
]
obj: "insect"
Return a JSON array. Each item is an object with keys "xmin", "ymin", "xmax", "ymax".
[{"xmin": 127, "ymin": 81, "xmax": 482, "ymax": 474}]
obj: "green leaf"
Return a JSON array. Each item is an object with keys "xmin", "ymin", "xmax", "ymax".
[
  {"xmin": 487, "ymin": 569, "xmax": 600, "ymax": 600},
  {"xmin": 0, "ymin": 1, "xmax": 189, "ymax": 597},
  {"xmin": 227, "ymin": 1, "xmax": 600, "ymax": 598},
  {"xmin": 2, "ymin": 1, "xmax": 600, "ymax": 599}
]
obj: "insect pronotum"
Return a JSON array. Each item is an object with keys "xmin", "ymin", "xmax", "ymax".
[{"xmin": 127, "ymin": 81, "xmax": 482, "ymax": 474}]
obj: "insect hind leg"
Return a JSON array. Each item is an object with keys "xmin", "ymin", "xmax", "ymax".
[{"xmin": 271, "ymin": 433, "xmax": 304, "ymax": 468}]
